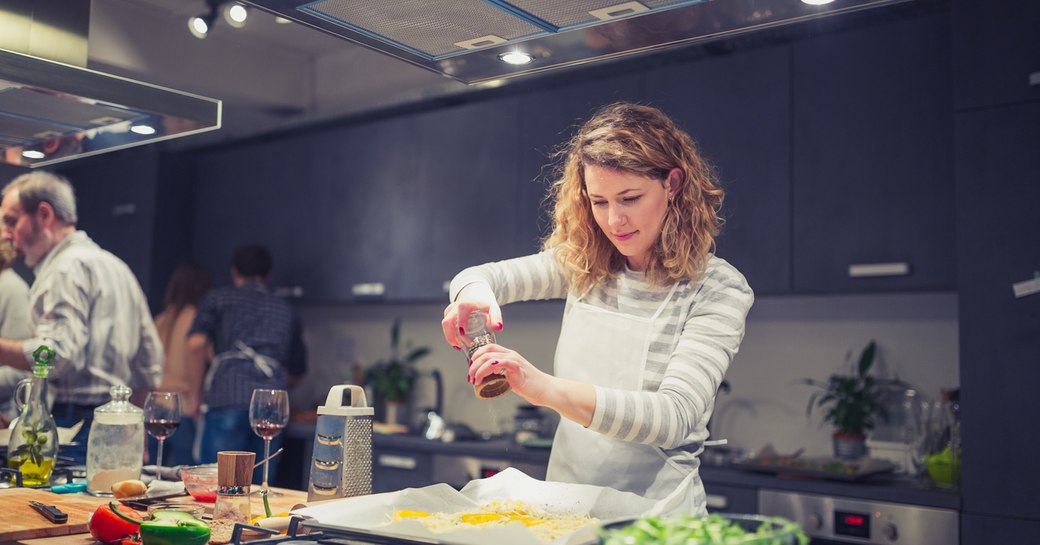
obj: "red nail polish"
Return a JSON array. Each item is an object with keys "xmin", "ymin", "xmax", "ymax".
[
  {"xmin": 453, "ymin": 346, "xmax": 461, "ymax": 351},
  {"xmin": 468, "ymin": 360, "xmax": 473, "ymax": 367},
  {"xmin": 491, "ymin": 360, "xmax": 500, "ymax": 366},
  {"xmin": 459, "ymin": 326, "xmax": 465, "ymax": 335},
  {"xmin": 495, "ymin": 322, "xmax": 504, "ymax": 332}
]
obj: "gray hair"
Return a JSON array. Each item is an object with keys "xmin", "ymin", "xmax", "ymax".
[{"xmin": 2, "ymin": 171, "xmax": 78, "ymax": 225}]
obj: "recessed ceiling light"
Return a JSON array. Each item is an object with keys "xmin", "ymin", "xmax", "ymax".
[
  {"xmin": 274, "ymin": 16, "xmax": 292, "ymax": 24},
  {"xmin": 131, "ymin": 124, "xmax": 157, "ymax": 135},
  {"xmin": 801, "ymin": 0, "xmax": 835, "ymax": 5},
  {"xmin": 188, "ymin": 15, "xmax": 211, "ymax": 39},
  {"xmin": 498, "ymin": 51, "xmax": 534, "ymax": 65},
  {"xmin": 225, "ymin": 4, "xmax": 248, "ymax": 28},
  {"xmin": 22, "ymin": 150, "xmax": 45, "ymax": 159}
]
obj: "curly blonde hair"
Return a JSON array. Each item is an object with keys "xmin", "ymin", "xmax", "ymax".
[{"xmin": 543, "ymin": 103, "xmax": 723, "ymax": 294}]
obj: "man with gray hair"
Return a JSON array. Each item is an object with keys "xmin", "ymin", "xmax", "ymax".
[{"xmin": 0, "ymin": 171, "xmax": 162, "ymax": 464}]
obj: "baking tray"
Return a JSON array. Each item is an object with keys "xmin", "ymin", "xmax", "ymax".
[{"xmin": 730, "ymin": 456, "xmax": 896, "ymax": 481}]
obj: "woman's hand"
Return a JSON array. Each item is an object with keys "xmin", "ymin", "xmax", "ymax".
[
  {"xmin": 441, "ymin": 290, "xmax": 503, "ymax": 350},
  {"xmin": 467, "ymin": 343, "xmax": 548, "ymax": 406},
  {"xmin": 468, "ymin": 343, "xmax": 596, "ymax": 426}
]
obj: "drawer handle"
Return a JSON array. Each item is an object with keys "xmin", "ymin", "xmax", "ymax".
[
  {"xmin": 378, "ymin": 454, "xmax": 418, "ymax": 470},
  {"xmin": 848, "ymin": 262, "xmax": 910, "ymax": 278},
  {"xmin": 351, "ymin": 282, "xmax": 386, "ymax": 296},
  {"xmin": 705, "ymin": 494, "xmax": 728, "ymax": 510}
]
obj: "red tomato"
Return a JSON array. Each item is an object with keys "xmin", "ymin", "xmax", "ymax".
[{"xmin": 88, "ymin": 503, "xmax": 141, "ymax": 544}]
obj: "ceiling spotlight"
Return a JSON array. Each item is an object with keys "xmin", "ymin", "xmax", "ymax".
[
  {"xmin": 274, "ymin": 16, "xmax": 292, "ymax": 24},
  {"xmin": 498, "ymin": 51, "xmax": 534, "ymax": 65},
  {"xmin": 224, "ymin": 3, "xmax": 249, "ymax": 28},
  {"xmin": 188, "ymin": 13, "xmax": 213, "ymax": 38},
  {"xmin": 801, "ymin": 0, "xmax": 836, "ymax": 4},
  {"xmin": 130, "ymin": 124, "xmax": 157, "ymax": 135},
  {"xmin": 22, "ymin": 150, "xmax": 46, "ymax": 160}
]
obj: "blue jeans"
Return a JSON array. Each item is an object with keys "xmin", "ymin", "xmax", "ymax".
[{"xmin": 199, "ymin": 408, "xmax": 282, "ymax": 485}]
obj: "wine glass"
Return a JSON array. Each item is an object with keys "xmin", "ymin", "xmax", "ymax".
[
  {"xmin": 144, "ymin": 391, "xmax": 181, "ymax": 482},
  {"xmin": 249, "ymin": 389, "xmax": 289, "ymax": 495}
]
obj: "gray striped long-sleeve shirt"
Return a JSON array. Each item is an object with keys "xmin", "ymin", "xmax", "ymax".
[{"xmin": 450, "ymin": 250, "xmax": 754, "ymax": 458}]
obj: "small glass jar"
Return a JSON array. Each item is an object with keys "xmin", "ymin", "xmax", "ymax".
[
  {"xmin": 215, "ymin": 451, "xmax": 254, "ymax": 523},
  {"xmin": 214, "ymin": 485, "xmax": 251, "ymax": 523},
  {"xmin": 459, "ymin": 311, "xmax": 511, "ymax": 399}
]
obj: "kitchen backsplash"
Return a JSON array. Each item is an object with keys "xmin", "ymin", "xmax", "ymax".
[{"xmin": 292, "ymin": 292, "xmax": 958, "ymax": 457}]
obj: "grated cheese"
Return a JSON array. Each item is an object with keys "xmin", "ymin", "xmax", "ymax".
[{"xmin": 388, "ymin": 501, "xmax": 598, "ymax": 543}]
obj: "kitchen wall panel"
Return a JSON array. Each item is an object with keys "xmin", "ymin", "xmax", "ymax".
[
  {"xmin": 791, "ymin": 12, "xmax": 956, "ymax": 293},
  {"xmin": 645, "ymin": 45, "xmax": 792, "ymax": 295},
  {"xmin": 955, "ymin": 102, "xmax": 1040, "ymax": 522}
]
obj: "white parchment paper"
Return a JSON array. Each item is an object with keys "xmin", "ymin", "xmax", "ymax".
[{"xmin": 292, "ymin": 468, "xmax": 660, "ymax": 545}]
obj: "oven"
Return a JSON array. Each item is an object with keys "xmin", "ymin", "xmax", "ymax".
[{"xmin": 758, "ymin": 489, "xmax": 958, "ymax": 545}]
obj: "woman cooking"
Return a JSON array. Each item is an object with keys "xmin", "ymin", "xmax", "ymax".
[{"xmin": 441, "ymin": 103, "xmax": 754, "ymax": 515}]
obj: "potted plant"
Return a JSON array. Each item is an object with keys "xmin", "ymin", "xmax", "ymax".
[
  {"xmin": 804, "ymin": 340, "xmax": 900, "ymax": 459},
  {"xmin": 365, "ymin": 318, "xmax": 430, "ymax": 426}
]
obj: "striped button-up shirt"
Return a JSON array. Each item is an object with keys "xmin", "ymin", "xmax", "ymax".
[{"xmin": 25, "ymin": 231, "xmax": 162, "ymax": 405}]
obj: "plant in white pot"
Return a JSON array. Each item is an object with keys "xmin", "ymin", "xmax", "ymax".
[{"xmin": 804, "ymin": 341, "xmax": 903, "ymax": 459}]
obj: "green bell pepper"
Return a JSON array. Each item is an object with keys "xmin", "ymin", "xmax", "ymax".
[{"xmin": 109, "ymin": 502, "xmax": 210, "ymax": 545}]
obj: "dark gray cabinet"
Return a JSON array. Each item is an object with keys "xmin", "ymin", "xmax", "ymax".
[
  {"xmin": 190, "ymin": 132, "xmax": 323, "ymax": 296},
  {"xmin": 645, "ymin": 45, "xmax": 792, "ymax": 295},
  {"xmin": 517, "ymin": 73, "xmax": 644, "ymax": 254},
  {"xmin": 406, "ymin": 97, "xmax": 525, "ymax": 299},
  {"xmin": 962, "ymin": 513, "xmax": 1040, "ymax": 545},
  {"xmin": 791, "ymin": 13, "xmax": 956, "ymax": 293},
  {"xmin": 57, "ymin": 148, "xmax": 160, "ymax": 295},
  {"xmin": 952, "ymin": 0, "xmax": 1040, "ymax": 110},
  {"xmin": 955, "ymin": 103, "xmax": 1040, "ymax": 523},
  {"xmin": 702, "ymin": 482, "xmax": 757, "ymax": 515},
  {"xmin": 373, "ymin": 447, "xmax": 434, "ymax": 493}
]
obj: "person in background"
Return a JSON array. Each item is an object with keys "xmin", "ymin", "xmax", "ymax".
[
  {"xmin": 188, "ymin": 245, "xmax": 307, "ymax": 483},
  {"xmin": 0, "ymin": 171, "xmax": 163, "ymax": 464},
  {"xmin": 150, "ymin": 263, "xmax": 212, "ymax": 467},
  {"xmin": 0, "ymin": 240, "xmax": 31, "ymax": 426},
  {"xmin": 441, "ymin": 103, "xmax": 754, "ymax": 515}
]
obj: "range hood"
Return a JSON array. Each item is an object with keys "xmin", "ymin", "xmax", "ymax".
[
  {"xmin": 244, "ymin": 0, "xmax": 912, "ymax": 84},
  {"xmin": 0, "ymin": 1, "xmax": 221, "ymax": 168}
]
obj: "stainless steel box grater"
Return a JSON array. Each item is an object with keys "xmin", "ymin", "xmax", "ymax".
[{"xmin": 308, "ymin": 384, "xmax": 373, "ymax": 501}]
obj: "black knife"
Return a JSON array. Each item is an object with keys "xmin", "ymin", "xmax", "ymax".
[{"xmin": 29, "ymin": 500, "xmax": 68, "ymax": 524}]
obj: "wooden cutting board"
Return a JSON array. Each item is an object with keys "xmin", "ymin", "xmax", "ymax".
[{"xmin": 0, "ymin": 488, "xmax": 107, "ymax": 541}]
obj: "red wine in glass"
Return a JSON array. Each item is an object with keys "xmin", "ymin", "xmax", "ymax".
[
  {"xmin": 252, "ymin": 420, "xmax": 285, "ymax": 440},
  {"xmin": 249, "ymin": 389, "xmax": 289, "ymax": 495},
  {"xmin": 145, "ymin": 419, "xmax": 180, "ymax": 439},
  {"xmin": 144, "ymin": 391, "xmax": 181, "ymax": 482}
]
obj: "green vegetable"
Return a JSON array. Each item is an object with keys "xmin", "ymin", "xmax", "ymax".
[
  {"xmin": 600, "ymin": 514, "xmax": 809, "ymax": 545},
  {"xmin": 262, "ymin": 489, "xmax": 273, "ymax": 518},
  {"xmin": 109, "ymin": 502, "xmax": 210, "ymax": 545}
]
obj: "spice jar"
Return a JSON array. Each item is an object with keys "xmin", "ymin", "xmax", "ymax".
[
  {"xmin": 215, "ymin": 451, "xmax": 254, "ymax": 523},
  {"xmin": 459, "ymin": 311, "xmax": 511, "ymax": 400}
]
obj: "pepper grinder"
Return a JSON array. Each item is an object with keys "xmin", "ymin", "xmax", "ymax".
[
  {"xmin": 215, "ymin": 451, "xmax": 255, "ymax": 523},
  {"xmin": 460, "ymin": 311, "xmax": 511, "ymax": 400}
]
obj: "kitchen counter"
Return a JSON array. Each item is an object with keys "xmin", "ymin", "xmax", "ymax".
[
  {"xmin": 287, "ymin": 423, "xmax": 957, "ymax": 510},
  {"xmin": 0, "ymin": 486, "xmax": 309, "ymax": 545},
  {"xmin": 699, "ymin": 464, "xmax": 960, "ymax": 510}
]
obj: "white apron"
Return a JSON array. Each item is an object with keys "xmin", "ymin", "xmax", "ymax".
[{"xmin": 546, "ymin": 282, "xmax": 706, "ymax": 516}]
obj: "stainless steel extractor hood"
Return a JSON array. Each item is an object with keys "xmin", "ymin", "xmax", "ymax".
[
  {"xmin": 243, "ymin": 0, "xmax": 913, "ymax": 84},
  {"xmin": 0, "ymin": 1, "xmax": 221, "ymax": 168}
]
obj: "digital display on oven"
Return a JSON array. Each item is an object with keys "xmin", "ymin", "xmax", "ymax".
[{"xmin": 834, "ymin": 510, "xmax": 870, "ymax": 538}]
